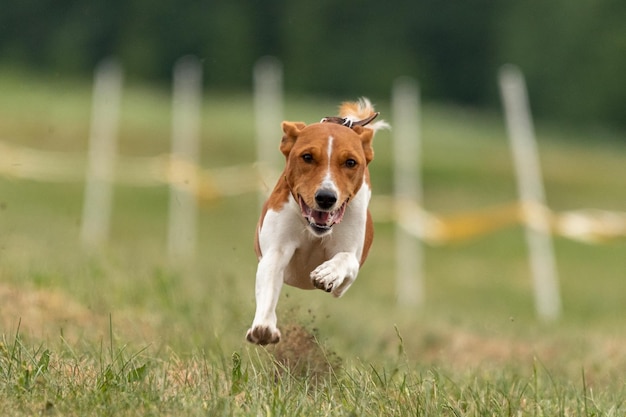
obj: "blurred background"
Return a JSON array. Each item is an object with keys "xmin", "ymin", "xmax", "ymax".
[
  {"xmin": 0, "ymin": 0, "xmax": 625, "ymax": 363},
  {"xmin": 2, "ymin": 0, "xmax": 626, "ymax": 129}
]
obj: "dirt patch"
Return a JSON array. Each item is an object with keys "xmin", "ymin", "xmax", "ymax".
[
  {"xmin": 268, "ymin": 322, "xmax": 342, "ymax": 382},
  {"xmin": 400, "ymin": 323, "xmax": 626, "ymax": 387},
  {"xmin": 0, "ymin": 283, "xmax": 159, "ymax": 344}
]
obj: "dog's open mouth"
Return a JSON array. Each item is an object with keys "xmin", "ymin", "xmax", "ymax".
[{"xmin": 298, "ymin": 196, "xmax": 347, "ymax": 235}]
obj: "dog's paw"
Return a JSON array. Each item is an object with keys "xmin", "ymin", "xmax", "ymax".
[
  {"xmin": 310, "ymin": 262, "xmax": 344, "ymax": 296},
  {"xmin": 311, "ymin": 254, "xmax": 359, "ymax": 298},
  {"xmin": 246, "ymin": 325, "xmax": 281, "ymax": 345}
]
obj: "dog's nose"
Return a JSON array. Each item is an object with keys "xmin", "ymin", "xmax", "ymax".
[{"xmin": 315, "ymin": 190, "xmax": 337, "ymax": 210}]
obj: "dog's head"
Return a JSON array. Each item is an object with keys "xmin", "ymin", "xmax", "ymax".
[{"xmin": 280, "ymin": 121, "xmax": 374, "ymax": 236}]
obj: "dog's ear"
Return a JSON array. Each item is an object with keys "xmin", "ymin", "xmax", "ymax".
[
  {"xmin": 280, "ymin": 121, "xmax": 306, "ymax": 157},
  {"xmin": 353, "ymin": 125, "xmax": 374, "ymax": 164}
]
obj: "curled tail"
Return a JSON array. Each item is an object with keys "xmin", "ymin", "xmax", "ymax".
[{"xmin": 338, "ymin": 97, "xmax": 389, "ymax": 133}]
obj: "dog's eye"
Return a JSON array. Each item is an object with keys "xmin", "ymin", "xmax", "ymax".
[
  {"xmin": 302, "ymin": 153, "xmax": 313, "ymax": 163},
  {"xmin": 345, "ymin": 158, "xmax": 357, "ymax": 168}
]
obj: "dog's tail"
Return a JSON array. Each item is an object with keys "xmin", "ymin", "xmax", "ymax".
[{"xmin": 339, "ymin": 98, "xmax": 390, "ymax": 133}]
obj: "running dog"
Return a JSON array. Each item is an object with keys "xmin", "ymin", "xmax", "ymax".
[{"xmin": 246, "ymin": 98, "xmax": 387, "ymax": 345}]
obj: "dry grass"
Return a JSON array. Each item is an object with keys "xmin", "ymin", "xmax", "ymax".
[{"xmin": 0, "ymin": 283, "xmax": 160, "ymax": 345}]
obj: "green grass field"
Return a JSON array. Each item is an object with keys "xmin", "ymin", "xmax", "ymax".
[{"xmin": 1, "ymin": 70, "xmax": 626, "ymax": 416}]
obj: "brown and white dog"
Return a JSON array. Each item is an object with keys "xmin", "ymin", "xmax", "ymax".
[{"xmin": 246, "ymin": 98, "xmax": 388, "ymax": 345}]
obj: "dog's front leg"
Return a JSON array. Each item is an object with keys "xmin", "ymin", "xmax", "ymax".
[
  {"xmin": 310, "ymin": 252, "xmax": 360, "ymax": 298},
  {"xmin": 246, "ymin": 247, "xmax": 294, "ymax": 345}
]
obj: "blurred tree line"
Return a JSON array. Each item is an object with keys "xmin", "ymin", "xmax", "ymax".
[{"xmin": 1, "ymin": 0, "xmax": 625, "ymax": 129}]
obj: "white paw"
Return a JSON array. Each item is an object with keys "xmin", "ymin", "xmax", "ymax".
[
  {"xmin": 310, "ymin": 261, "xmax": 349, "ymax": 297},
  {"xmin": 246, "ymin": 325, "xmax": 281, "ymax": 345}
]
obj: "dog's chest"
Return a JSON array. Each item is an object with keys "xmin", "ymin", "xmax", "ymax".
[{"xmin": 283, "ymin": 240, "xmax": 330, "ymax": 289}]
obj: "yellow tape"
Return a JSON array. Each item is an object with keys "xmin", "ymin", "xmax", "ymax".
[
  {"xmin": 384, "ymin": 198, "xmax": 626, "ymax": 245},
  {"xmin": 1, "ymin": 140, "xmax": 625, "ymax": 244},
  {"xmin": 554, "ymin": 209, "xmax": 626, "ymax": 244},
  {"xmin": 0, "ymin": 141, "xmax": 262, "ymax": 200},
  {"xmin": 392, "ymin": 199, "xmax": 523, "ymax": 245},
  {"xmin": 0, "ymin": 141, "xmax": 85, "ymax": 182}
]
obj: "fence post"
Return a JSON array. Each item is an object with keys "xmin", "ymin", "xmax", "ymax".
[
  {"xmin": 392, "ymin": 77, "xmax": 424, "ymax": 307},
  {"xmin": 498, "ymin": 64, "xmax": 561, "ymax": 321},
  {"xmin": 80, "ymin": 58, "xmax": 123, "ymax": 249},
  {"xmin": 253, "ymin": 56, "xmax": 283, "ymax": 206},
  {"xmin": 167, "ymin": 56, "xmax": 203, "ymax": 263}
]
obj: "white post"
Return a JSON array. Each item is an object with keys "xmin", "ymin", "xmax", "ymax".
[
  {"xmin": 392, "ymin": 77, "xmax": 423, "ymax": 307},
  {"xmin": 167, "ymin": 56, "xmax": 203, "ymax": 262},
  {"xmin": 253, "ymin": 56, "xmax": 283, "ymax": 205},
  {"xmin": 498, "ymin": 64, "xmax": 561, "ymax": 321},
  {"xmin": 80, "ymin": 58, "xmax": 123, "ymax": 249}
]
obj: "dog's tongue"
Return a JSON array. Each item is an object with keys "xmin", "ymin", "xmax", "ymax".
[{"xmin": 312, "ymin": 210, "xmax": 333, "ymax": 225}]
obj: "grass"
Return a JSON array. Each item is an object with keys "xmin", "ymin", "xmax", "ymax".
[
  {"xmin": 2, "ymin": 323, "xmax": 625, "ymax": 416},
  {"xmin": 1, "ymin": 68, "xmax": 626, "ymax": 415}
]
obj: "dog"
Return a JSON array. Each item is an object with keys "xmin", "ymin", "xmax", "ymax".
[{"xmin": 246, "ymin": 98, "xmax": 388, "ymax": 345}]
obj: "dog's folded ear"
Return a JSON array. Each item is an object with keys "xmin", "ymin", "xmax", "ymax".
[
  {"xmin": 353, "ymin": 126, "xmax": 375, "ymax": 164},
  {"xmin": 280, "ymin": 121, "xmax": 306, "ymax": 157}
]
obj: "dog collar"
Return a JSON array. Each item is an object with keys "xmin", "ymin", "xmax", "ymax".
[{"xmin": 320, "ymin": 112, "xmax": 379, "ymax": 129}]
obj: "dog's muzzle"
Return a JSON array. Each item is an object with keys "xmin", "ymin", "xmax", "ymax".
[{"xmin": 298, "ymin": 194, "xmax": 347, "ymax": 236}]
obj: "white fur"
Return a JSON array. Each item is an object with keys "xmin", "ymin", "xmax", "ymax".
[{"xmin": 320, "ymin": 136, "xmax": 338, "ymax": 195}]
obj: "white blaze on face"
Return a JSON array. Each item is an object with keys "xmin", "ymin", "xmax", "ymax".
[{"xmin": 320, "ymin": 135, "xmax": 338, "ymax": 195}]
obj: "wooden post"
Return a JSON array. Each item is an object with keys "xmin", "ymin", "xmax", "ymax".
[
  {"xmin": 167, "ymin": 56, "xmax": 203, "ymax": 263},
  {"xmin": 80, "ymin": 58, "xmax": 123, "ymax": 249},
  {"xmin": 392, "ymin": 77, "xmax": 423, "ymax": 307},
  {"xmin": 498, "ymin": 64, "xmax": 561, "ymax": 321},
  {"xmin": 253, "ymin": 56, "xmax": 283, "ymax": 205}
]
